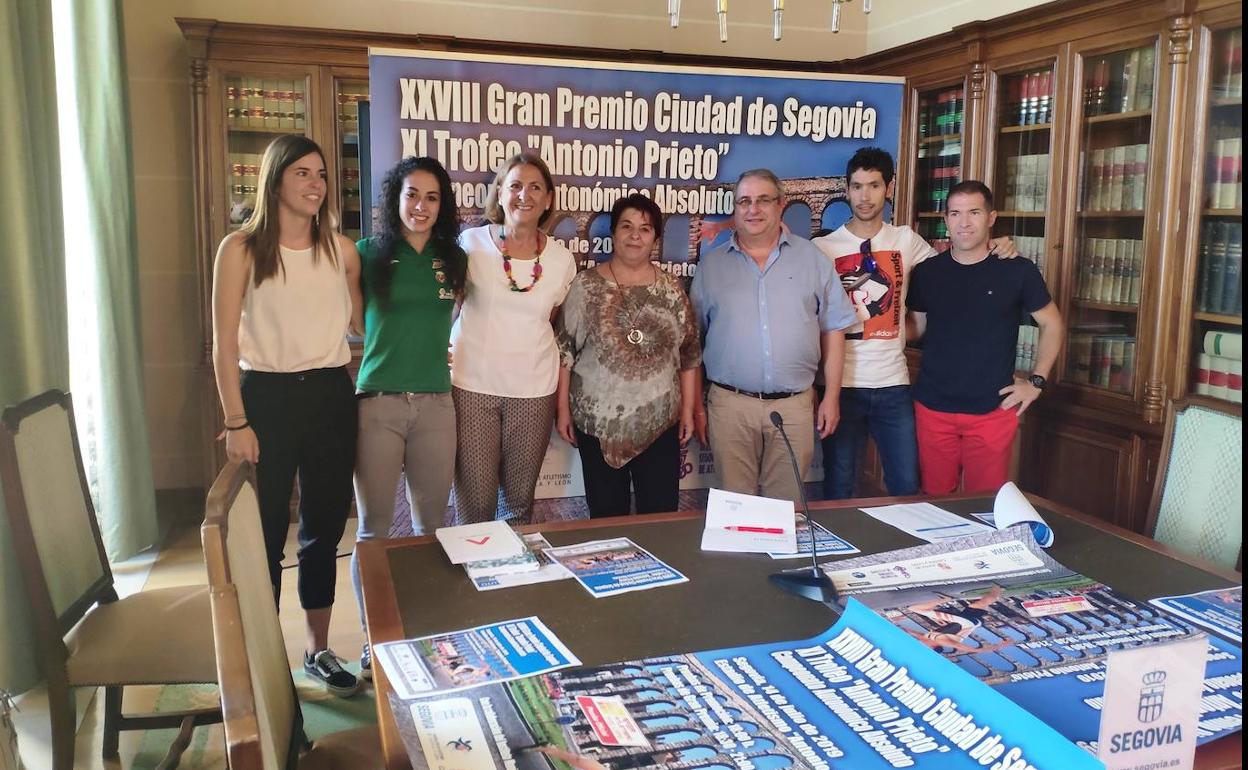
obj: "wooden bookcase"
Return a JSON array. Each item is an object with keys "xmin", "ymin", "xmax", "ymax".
[
  {"xmin": 179, "ymin": 0, "xmax": 1241, "ymax": 532},
  {"xmin": 1173, "ymin": 11, "xmax": 1243, "ymax": 409},
  {"xmin": 851, "ymin": 0, "xmax": 1242, "ymax": 531}
]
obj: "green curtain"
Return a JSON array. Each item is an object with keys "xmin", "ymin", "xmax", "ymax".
[
  {"xmin": 66, "ymin": 0, "xmax": 158, "ymax": 561},
  {"xmin": 0, "ymin": 0, "xmax": 69, "ymax": 695}
]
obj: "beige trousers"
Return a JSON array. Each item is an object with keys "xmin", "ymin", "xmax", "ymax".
[{"xmin": 707, "ymin": 384, "xmax": 815, "ymax": 502}]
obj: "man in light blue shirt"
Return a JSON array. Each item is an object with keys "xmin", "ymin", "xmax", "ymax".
[{"xmin": 690, "ymin": 169, "xmax": 858, "ymax": 500}]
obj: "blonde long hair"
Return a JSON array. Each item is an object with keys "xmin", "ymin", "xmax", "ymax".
[{"xmin": 239, "ymin": 134, "xmax": 338, "ymax": 285}]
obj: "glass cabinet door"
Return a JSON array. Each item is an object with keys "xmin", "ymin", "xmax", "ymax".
[
  {"xmin": 1190, "ymin": 26, "xmax": 1243, "ymax": 403},
  {"xmin": 223, "ymin": 73, "xmax": 310, "ymax": 233},
  {"xmin": 992, "ymin": 64, "xmax": 1058, "ymax": 376},
  {"xmin": 913, "ymin": 82, "xmax": 966, "ymax": 252},
  {"xmin": 1064, "ymin": 43, "xmax": 1158, "ymax": 396},
  {"xmin": 335, "ymin": 78, "xmax": 368, "ymax": 242}
]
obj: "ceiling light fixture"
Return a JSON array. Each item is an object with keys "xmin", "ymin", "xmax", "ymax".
[{"xmin": 667, "ymin": 1, "xmax": 873, "ymax": 42}]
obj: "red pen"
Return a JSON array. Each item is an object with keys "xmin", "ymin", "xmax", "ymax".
[{"xmin": 724, "ymin": 525, "xmax": 785, "ymax": 534}]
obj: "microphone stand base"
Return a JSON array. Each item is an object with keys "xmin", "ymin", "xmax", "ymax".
[{"xmin": 769, "ymin": 568, "xmax": 842, "ymax": 609}]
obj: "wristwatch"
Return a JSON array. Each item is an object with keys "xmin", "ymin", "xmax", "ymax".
[{"xmin": 1028, "ymin": 374, "xmax": 1047, "ymax": 390}]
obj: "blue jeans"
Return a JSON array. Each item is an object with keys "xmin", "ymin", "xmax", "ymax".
[{"xmin": 821, "ymin": 385, "xmax": 920, "ymax": 499}]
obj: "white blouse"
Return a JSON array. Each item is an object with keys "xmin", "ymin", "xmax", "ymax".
[
  {"xmin": 238, "ymin": 244, "xmax": 351, "ymax": 372},
  {"xmin": 450, "ymin": 225, "xmax": 577, "ymax": 398}
]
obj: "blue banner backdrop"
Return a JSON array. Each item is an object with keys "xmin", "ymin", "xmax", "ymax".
[{"xmin": 367, "ymin": 49, "xmax": 904, "ymax": 508}]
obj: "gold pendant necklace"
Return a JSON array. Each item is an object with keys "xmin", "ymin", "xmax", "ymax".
[{"xmin": 606, "ymin": 262, "xmax": 655, "ymax": 346}]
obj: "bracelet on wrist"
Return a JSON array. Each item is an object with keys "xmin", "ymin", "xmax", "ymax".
[{"xmin": 224, "ymin": 421, "xmax": 251, "ymax": 431}]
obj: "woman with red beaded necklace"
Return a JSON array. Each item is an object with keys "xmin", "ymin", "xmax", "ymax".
[{"xmin": 450, "ymin": 153, "xmax": 577, "ymax": 524}]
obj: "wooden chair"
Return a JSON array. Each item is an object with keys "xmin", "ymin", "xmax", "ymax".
[
  {"xmin": 0, "ymin": 390, "xmax": 220, "ymax": 770},
  {"xmin": 1146, "ymin": 398, "xmax": 1243, "ymax": 572},
  {"xmin": 202, "ymin": 459, "xmax": 381, "ymax": 769}
]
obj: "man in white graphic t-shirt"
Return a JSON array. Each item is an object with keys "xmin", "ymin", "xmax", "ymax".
[{"xmin": 813, "ymin": 148, "xmax": 1016, "ymax": 498}]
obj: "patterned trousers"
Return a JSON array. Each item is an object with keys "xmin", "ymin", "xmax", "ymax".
[{"xmin": 452, "ymin": 387, "xmax": 557, "ymax": 525}]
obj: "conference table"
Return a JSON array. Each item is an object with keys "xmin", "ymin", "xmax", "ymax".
[{"xmin": 357, "ymin": 492, "xmax": 1244, "ymax": 770}]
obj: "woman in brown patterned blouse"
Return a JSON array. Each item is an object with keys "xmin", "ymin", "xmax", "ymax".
[{"xmin": 555, "ymin": 193, "xmax": 701, "ymax": 517}]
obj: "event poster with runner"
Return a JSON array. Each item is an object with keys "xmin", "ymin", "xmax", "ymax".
[
  {"xmin": 388, "ymin": 600, "xmax": 1101, "ymax": 770},
  {"xmin": 820, "ymin": 527, "xmax": 1244, "ymax": 751}
]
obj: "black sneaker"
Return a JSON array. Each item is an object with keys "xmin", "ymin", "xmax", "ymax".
[
  {"xmin": 360, "ymin": 643, "xmax": 373, "ymax": 681},
  {"xmin": 303, "ymin": 649, "xmax": 361, "ymax": 697}
]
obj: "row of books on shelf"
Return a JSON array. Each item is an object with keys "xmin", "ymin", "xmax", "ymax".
[
  {"xmin": 226, "ymin": 79, "xmax": 306, "ymax": 130},
  {"xmin": 1212, "ymin": 29, "xmax": 1243, "ymax": 100},
  {"xmin": 1083, "ymin": 47, "xmax": 1155, "ymax": 117},
  {"xmin": 1067, "ymin": 332, "xmax": 1136, "ymax": 393},
  {"xmin": 1000, "ymin": 154, "xmax": 1051, "ymax": 212},
  {"xmin": 1003, "ymin": 71, "xmax": 1054, "ymax": 127},
  {"xmin": 338, "ymin": 93, "xmax": 365, "ymax": 138},
  {"xmin": 1082, "ymin": 144, "xmax": 1149, "ymax": 212},
  {"xmin": 1205, "ymin": 133, "xmax": 1242, "ymax": 210},
  {"xmin": 1014, "ymin": 235, "xmax": 1046, "ymax": 273},
  {"xmin": 341, "ymin": 157, "xmax": 362, "ymax": 208},
  {"xmin": 916, "ymin": 144, "xmax": 961, "ymax": 213},
  {"xmin": 918, "ymin": 89, "xmax": 964, "ymax": 137},
  {"xmin": 1196, "ymin": 221, "xmax": 1243, "ymax": 317},
  {"xmin": 228, "ymin": 153, "xmax": 261, "ymax": 225},
  {"xmin": 1014, "ymin": 325, "xmax": 1039, "ymax": 373},
  {"xmin": 1074, "ymin": 238, "xmax": 1143, "ymax": 306},
  {"xmin": 1194, "ymin": 331, "xmax": 1243, "ymax": 403}
]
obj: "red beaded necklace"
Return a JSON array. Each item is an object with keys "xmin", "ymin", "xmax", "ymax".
[{"xmin": 498, "ymin": 226, "xmax": 544, "ymax": 293}]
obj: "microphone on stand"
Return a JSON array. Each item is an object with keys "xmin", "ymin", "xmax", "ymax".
[{"xmin": 767, "ymin": 411, "xmax": 842, "ymax": 609}]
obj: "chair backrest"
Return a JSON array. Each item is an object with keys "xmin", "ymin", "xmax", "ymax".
[
  {"xmin": 1147, "ymin": 399, "xmax": 1243, "ymax": 571},
  {"xmin": 203, "ymin": 459, "xmax": 300, "ymax": 770},
  {"xmin": 0, "ymin": 390, "xmax": 113, "ymax": 652}
]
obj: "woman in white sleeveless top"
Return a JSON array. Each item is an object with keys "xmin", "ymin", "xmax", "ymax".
[
  {"xmin": 451, "ymin": 153, "xmax": 576, "ymax": 524},
  {"xmin": 211, "ymin": 134, "xmax": 364, "ymax": 697}
]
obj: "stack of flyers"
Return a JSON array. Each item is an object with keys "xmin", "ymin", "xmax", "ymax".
[
  {"xmin": 543, "ymin": 537, "xmax": 687, "ymax": 598},
  {"xmin": 463, "ymin": 548, "xmax": 540, "ymax": 580},
  {"xmin": 469, "ymin": 534, "xmax": 573, "ymax": 591}
]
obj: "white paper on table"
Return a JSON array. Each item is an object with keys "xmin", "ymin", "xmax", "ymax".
[
  {"xmin": 435, "ymin": 521, "xmax": 524, "ymax": 564},
  {"xmin": 700, "ymin": 488, "xmax": 797, "ymax": 553},
  {"xmin": 1097, "ymin": 634, "xmax": 1206, "ymax": 769},
  {"xmin": 993, "ymin": 481, "xmax": 1054, "ymax": 547},
  {"xmin": 858, "ymin": 502, "xmax": 995, "ymax": 543}
]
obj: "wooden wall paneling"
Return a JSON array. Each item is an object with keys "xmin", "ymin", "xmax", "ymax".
[{"xmin": 1023, "ymin": 418, "xmax": 1136, "ymax": 527}]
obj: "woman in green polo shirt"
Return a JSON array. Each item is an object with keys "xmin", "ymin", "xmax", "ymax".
[{"xmin": 350, "ymin": 156, "xmax": 466, "ymax": 677}]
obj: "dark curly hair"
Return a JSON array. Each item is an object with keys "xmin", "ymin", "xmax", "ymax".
[
  {"xmin": 365, "ymin": 156, "xmax": 467, "ymax": 302},
  {"xmin": 609, "ymin": 192, "xmax": 662, "ymax": 234}
]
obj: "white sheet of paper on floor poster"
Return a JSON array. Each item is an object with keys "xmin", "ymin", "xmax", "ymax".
[
  {"xmin": 858, "ymin": 501, "xmax": 995, "ymax": 543},
  {"xmin": 1097, "ymin": 634, "xmax": 1206, "ymax": 770},
  {"xmin": 700, "ymin": 488, "xmax": 797, "ymax": 553},
  {"xmin": 409, "ymin": 697, "xmax": 497, "ymax": 770},
  {"xmin": 575, "ymin": 695, "xmax": 652, "ymax": 747},
  {"xmin": 992, "ymin": 481, "xmax": 1054, "ymax": 547},
  {"xmin": 436, "ymin": 520, "xmax": 525, "ymax": 564}
]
